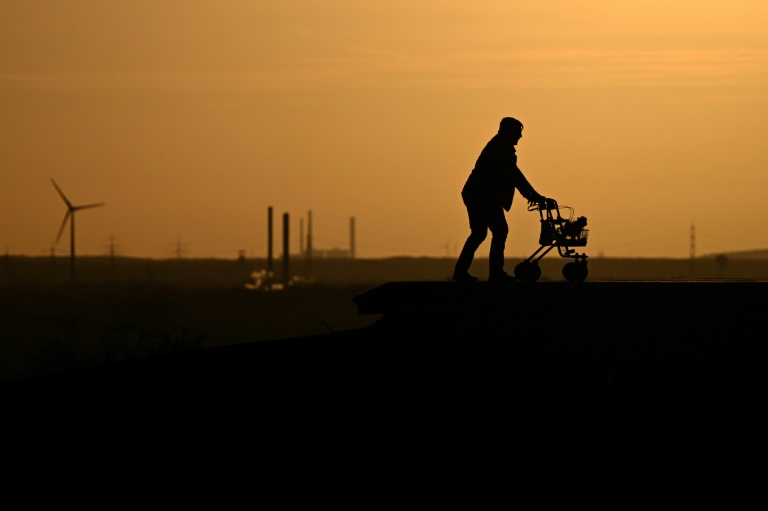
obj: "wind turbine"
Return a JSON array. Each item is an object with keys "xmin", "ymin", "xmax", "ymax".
[{"xmin": 51, "ymin": 179, "xmax": 105, "ymax": 281}]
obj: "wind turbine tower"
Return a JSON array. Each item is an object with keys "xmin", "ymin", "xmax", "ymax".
[{"xmin": 51, "ymin": 179, "xmax": 105, "ymax": 282}]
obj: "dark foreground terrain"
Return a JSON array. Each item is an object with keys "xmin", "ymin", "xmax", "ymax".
[{"xmin": 6, "ymin": 280, "xmax": 767, "ymax": 414}]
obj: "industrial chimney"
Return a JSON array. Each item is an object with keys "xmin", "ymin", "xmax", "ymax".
[
  {"xmin": 267, "ymin": 206, "xmax": 273, "ymax": 286},
  {"xmin": 283, "ymin": 212, "xmax": 290, "ymax": 287},
  {"xmin": 299, "ymin": 217, "xmax": 304, "ymax": 256},
  {"xmin": 349, "ymin": 216, "xmax": 356, "ymax": 259},
  {"xmin": 305, "ymin": 210, "xmax": 313, "ymax": 279}
]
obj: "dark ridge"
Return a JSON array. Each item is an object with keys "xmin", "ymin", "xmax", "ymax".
[{"xmin": 7, "ymin": 281, "xmax": 766, "ymax": 416}]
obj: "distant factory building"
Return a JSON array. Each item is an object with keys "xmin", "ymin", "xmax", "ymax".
[{"xmin": 314, "ymin": 248, "xmax": 351, "ymax": 259}]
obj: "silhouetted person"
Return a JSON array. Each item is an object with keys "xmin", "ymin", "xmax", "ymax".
[{"xmin": 453, "ymin": 117, "xmax": 550, "ymax": 282}]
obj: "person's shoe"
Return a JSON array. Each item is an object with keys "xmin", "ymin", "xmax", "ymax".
[
  {"xmin": 452, "ymin": 271, "xmax": 478, "ymax": 282},
  {"xmin": 488, "ymin": 271, "xmax": 517, "ymax": 282}
]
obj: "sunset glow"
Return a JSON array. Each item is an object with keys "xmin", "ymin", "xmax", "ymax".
[{"xmin": 2, "ymin": 1, "xmax": 767, "ymax": 259}]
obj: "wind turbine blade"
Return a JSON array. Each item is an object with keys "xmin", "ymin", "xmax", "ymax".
[
  {"xmin": 73, "ymin": 202, "xmax": 106, "ymax": 211},
  {"xmin": 56, "ymin": 211, "xmax": 71, "ymax": 243},
  {"xmin": 50, "ymin": 179, "xmax": 73, "ymax": 209}
]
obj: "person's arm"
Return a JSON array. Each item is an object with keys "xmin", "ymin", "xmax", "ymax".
[{"xmin": 511, "ymin": 166, "xmax": 544, "ymax": 203}]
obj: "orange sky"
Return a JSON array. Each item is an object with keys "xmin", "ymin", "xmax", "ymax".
[{"xmin": 2, "ymin": 1, "xmax": 768, "ymax": 260}]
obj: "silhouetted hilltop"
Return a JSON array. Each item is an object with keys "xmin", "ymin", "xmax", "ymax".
[{"xmin": 8, "ymin": 280, "xmax": 767, "ymax": 411}]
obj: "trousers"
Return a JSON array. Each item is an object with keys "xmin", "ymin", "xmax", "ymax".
[{"xmin": 454, "ymin": 197, "xmax": 509, "ymax": 276}]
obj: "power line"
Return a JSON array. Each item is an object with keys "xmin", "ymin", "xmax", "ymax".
[{"xmin": 690, "ymin": 221, "xmax": 696, "ymax": 260}]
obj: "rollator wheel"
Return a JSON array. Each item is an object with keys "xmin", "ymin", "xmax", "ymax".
[
  {"xmin": 575, "ymin": 263, "xmax": 588, "ymax": 282},
  {"xmin": 562, "ymin": 262, "xmax": 577, "ymax": 281},
  {"xmin": 563, "ymin": 262, "xmax": 588, "ymax": 282},
  {"xmin": 514, "ymin": 261, "xmax": 541, "ymax": 282}
]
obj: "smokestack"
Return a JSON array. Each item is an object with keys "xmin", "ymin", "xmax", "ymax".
[
  {"xmin": 349, "ymin": 216, "xmax": 356, "ymax": 259},
  {"xmin": 305, "ymin": 209, "xmax": 313, "ymax": 279},
  {"xmin": 283, "ymin": 212, "xmax": 290, "ymax": 287},
  {"xmin": 299, "ymin": 217, "xmax": 304, "ymax": 256},
  {"xmin": 267, "ymin": 206, "xmax": 273, "ymax": 285}
]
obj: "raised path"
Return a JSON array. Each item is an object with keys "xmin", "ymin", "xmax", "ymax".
[{"xmin": 6, "ymin": 281, "xmax": 768, "ymax": 411}]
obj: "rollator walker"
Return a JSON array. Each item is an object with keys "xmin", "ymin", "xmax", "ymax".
[{"xmin": 514, "ymin": 199, "xmax": 589, "ymax": 282}]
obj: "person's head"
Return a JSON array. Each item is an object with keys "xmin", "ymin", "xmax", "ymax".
[{"xmin": 499, "ymin": 117, "xmax": 523, "ymax": 144}]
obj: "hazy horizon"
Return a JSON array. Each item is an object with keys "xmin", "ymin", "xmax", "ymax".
[
  {"xmin": 6, "ymin": 246, "xmax": 766, "ymax": 262},
  {"xmin": 3, "ymin": 1, "xmax": 768, "ymax": 260}
]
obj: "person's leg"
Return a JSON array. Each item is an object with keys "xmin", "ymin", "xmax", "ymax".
[
  {"xmin": 453, "ymin": 202, "xmax": 488, "ymax": 280},
  {"xmin": 487, "ymin": 207, "xmax": 510, "ymax": 278}
]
